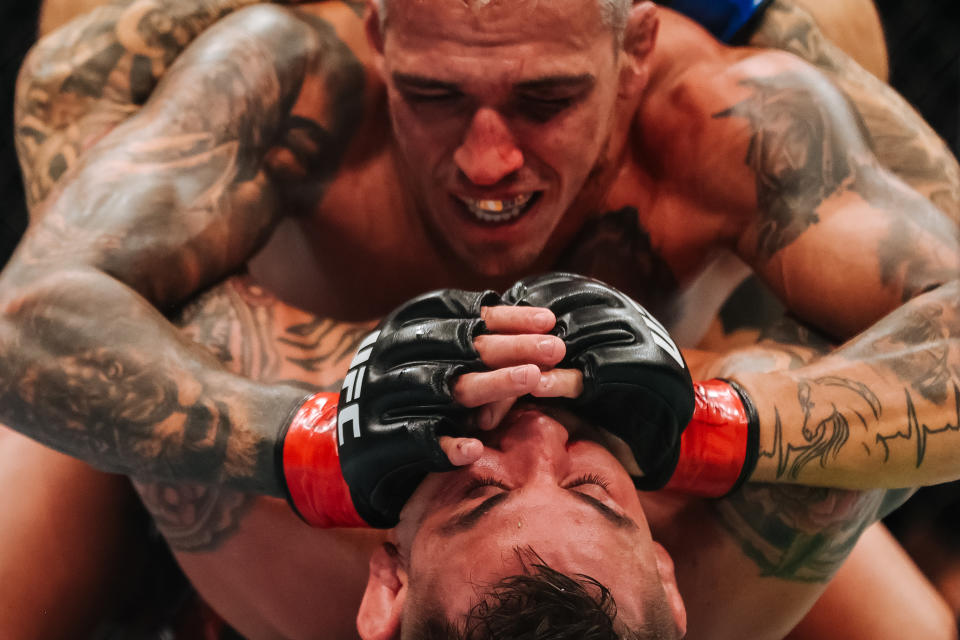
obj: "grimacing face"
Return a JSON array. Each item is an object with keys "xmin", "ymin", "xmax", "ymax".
[
  {"xmin": 356, "ymin": 407, "xmax": 686, "ymax": 638},
  {"xmin": 367, "ymin": 0, "xmax": 652, "ymax": 277}
]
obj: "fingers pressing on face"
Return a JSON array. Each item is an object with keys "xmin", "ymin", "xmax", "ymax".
[
  {"xmin": 532, "ymin": 368, "xmax": 583, "ymax": 399},
  {"xmin": 452, "ymin": 363, "xmax": 541, "ymax": 408},
  {"xmin": 481, "ymin": 305, "xmax": 555, "ymax": 334},
  {"xmin": 473, "ymin": 397, "xmax": 518, "ymax": 431},
  {"xmin": 473, "ymin": 333, "xmax": 565, "ymax": 369},
  {"xmin": 439, "ymin": 436, "xmax": 483, "ymax": 466}
]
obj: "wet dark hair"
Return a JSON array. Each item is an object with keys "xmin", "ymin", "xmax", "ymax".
[{"xmin": 406, "ymin": 548, "xmax": 680, "ymax": 640}]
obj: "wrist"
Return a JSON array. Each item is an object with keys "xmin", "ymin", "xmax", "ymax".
[
  {"xmin": 665, "ymin": 379, "xmax": 759, "ymax": 496},
  {"xmin": 280, "ymin": 391, "xmax": 367, "ymax": 528}
]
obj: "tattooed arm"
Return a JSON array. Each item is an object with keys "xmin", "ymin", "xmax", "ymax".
[
  {"xmin": 747, "ymin": 0, "xmax": 960, "ymax": 220},
  {"xmin": 138, "ymin": 275, "xmax": 373, "ymax": 552},
  {"xmin": 686, "ymin": 52, "xmax": 960, "ymax": 489},
  {"xmin": 670, "ymin": 302, "xmax": 921, "ymax": 639},
  {"xmin": 0, "ymin": 6, "xmax": 356, "ymax": 494},
  {"xmin": 15, "ymin": 0, "xmax": 267, "ymax": 212}
]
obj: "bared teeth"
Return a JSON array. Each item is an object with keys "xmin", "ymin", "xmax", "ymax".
[{"xmin": 459, "ymin": 193, "xmax": 533, "ymax": 222}]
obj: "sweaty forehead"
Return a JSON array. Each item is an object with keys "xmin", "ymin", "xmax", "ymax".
[{"xmin": 382, "ymin": 0, "xmax": 611, "ymax": 51}]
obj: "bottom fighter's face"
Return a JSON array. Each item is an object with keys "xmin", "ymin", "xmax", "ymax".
[
  {"xmin": 392, "ymin": 407, "xmax": 676, "ymax": 632},
  {"xmin": 374, "ymin": 0, "xmax": 629, "ymax": 277}
]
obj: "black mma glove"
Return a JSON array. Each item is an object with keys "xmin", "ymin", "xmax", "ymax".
[
  {"xmin": 336, "ymin": 288, "xmax": 499, "ymax": 527},
  {"xmin": 503, "ymin": 272, "xmax": 695, "ymax": 490}
]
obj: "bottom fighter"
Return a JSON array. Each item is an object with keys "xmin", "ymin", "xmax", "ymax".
[{"xmin": 131, "ymin": 273, "xmax": 952, "ymax": 640}]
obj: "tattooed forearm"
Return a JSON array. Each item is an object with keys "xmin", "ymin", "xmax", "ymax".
[
  {"xmin": 15, "ymin": 0, "xmax": 264, "ymax": 211},
  {"xmin": 0, "ymin": 268, "xmax": 307, "ymax": 494},
  {"xmin": 743, "ymin": 282, "xmax": 960, "ymax": 488},
  {"xmin": 747, "ymin": 0, "xmax": 960, "ymax": 220},
  {"xmin": 134, "ymin": 276, "xmax": 373, "ymax": 551},
  {"xmin": 759, "ymin": 379, "xmax": 875, "ymax": 480},
  {"xmin": 874, "ymin": 386, "xmax": 960, "ymax": 468}
]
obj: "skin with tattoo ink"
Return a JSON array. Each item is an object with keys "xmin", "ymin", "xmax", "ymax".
[{"xmin": 3, "ymin": 1, "xmax": 960, "ymax": 638}]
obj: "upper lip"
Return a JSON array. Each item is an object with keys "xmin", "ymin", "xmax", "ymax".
[{"xmin": 453, "ymin": 191, "xmax": 538, "ymax": 201}]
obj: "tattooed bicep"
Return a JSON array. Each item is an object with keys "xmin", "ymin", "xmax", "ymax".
[
  {"xmin": 711, "ymin": 58, "xmax": 873, "ymax": 260},
  {"xmin": 15, "ymin": 0, "xmax": 265, "ymax": 212}
]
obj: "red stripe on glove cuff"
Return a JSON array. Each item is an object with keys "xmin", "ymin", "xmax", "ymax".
[
  {"xmin": 283, "ymin": 392, "xmax": 367, "ymax": 528},
  {"xmin": 665, "ymin": 380, "xmax": 751, "ymax": 497}
]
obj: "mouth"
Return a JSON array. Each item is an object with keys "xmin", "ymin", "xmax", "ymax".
[{"xmin": 455, "ymin": 192, "xmax": 542, "ymax": 225}]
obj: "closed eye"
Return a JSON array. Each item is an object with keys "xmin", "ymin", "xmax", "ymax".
[
  {"xmin": 462, "ymin": 476, "xmax": 508, "ymax": 498},
  {"xmin": 402, "ymin": 88, "xmax": 464, "ymax": 103},
  {"xmin": 566, "ymin": 472, "xmax": 611, "ymax": 491}
]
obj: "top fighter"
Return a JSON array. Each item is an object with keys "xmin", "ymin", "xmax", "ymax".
[{"xmin": 4, "ymin": 0, "xmax": 959, "ymax": 495}]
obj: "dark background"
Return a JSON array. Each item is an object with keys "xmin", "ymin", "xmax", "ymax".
[{"xmin": 0, "ymin": 1, "xmax": 38, "ymax": 268}]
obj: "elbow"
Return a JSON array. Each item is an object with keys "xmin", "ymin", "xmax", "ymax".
[{"xmin": 902, "ymin": 273, "xmax": 960, "ymax": 304}]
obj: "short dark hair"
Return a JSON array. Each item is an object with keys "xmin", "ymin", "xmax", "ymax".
[{"xmin": 406, "ymin": 548, "xmax": 680, "ymax": 640}]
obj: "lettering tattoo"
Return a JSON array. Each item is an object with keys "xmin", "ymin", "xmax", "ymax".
[
  {"xmin": 136, "ymin": 277, "xmax": 373, "ymax": 552},
  {"xmin": 748, "ymin": 0, "xmax": 960, "ymax": 221}
]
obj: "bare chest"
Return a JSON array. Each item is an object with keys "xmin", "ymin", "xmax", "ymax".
[{"xmin": 249, "ymin": 147, "xmax": 734, "ymax": 336}]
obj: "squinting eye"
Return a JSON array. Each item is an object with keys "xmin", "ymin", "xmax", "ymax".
[
  {"xmin": 403, "ymin": 90, "xmax": 463, "ymax": 104},
  {"xmin": 517, "ymin": 96, "xmax": 575, "ymax": 121},
  {"xmin": 566, "ymin": 473, "xmax": 611, "ymax": 491},
  {"xmin": 462, "ymin": 476, "xmax": 507, "ymax": 498}
]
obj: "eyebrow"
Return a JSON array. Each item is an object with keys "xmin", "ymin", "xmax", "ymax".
[
  {"xmin": 392, "ymin": 73, "xmax": 460, "ymax": 91},
  {"xmin": 439, "ymin": 487, "xmax": 637, "ymax": 537},
  {"xmin": 514, "ymin": 74, "xmax": 596, "ymax": 93},
  {"xmin": 569, "ymin": 492, "xmax": 638, "ymax": 531},
  {"xmin": 391, "ymin": 73, "xmax": 596, "ymax": 94},
  {"xmin": 440, "ymin": 492, "xmax": 512, "ymax": 537}
]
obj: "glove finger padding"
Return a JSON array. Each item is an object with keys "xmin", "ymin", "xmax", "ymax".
[
  {"xmin": 505, "ymin": 272, "xmax": 695, "ymax": 490},
  {"xmin": 337, "ymin": 288, "xmax": 500, "ymax": 528}
]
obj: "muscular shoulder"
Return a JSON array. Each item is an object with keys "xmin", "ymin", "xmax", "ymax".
[{"xmin": 639, "ymin": 46, "xmax": 866, "ymax": 238}]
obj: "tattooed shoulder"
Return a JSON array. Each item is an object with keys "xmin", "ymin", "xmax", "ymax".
[{"xmin": 712, "ymin": 62, "xmax": 864, "ymax": 260}]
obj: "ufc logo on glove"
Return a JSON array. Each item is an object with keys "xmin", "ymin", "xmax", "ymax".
[{"xmin": 338, "ymin": 330, "xmax": 380, "ymax": 445}]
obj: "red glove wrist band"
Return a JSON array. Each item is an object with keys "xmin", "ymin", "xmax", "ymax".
[
  {"xmin": 281, "ymin": 392, "xmax": 367, "ymax": 528},
  {"xmin": 665, "ymin": 379, "xmax": 759, "ymax": 497}
]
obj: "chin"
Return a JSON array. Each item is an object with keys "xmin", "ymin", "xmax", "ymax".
[{"xmin": 460, "ymin": 245, "xmax": 545, "ymax": 279}]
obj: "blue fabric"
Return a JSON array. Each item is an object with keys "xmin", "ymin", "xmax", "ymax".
[{"xmin": 663, "ymin": 0, "xmax": 768, "ymax": 42}]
